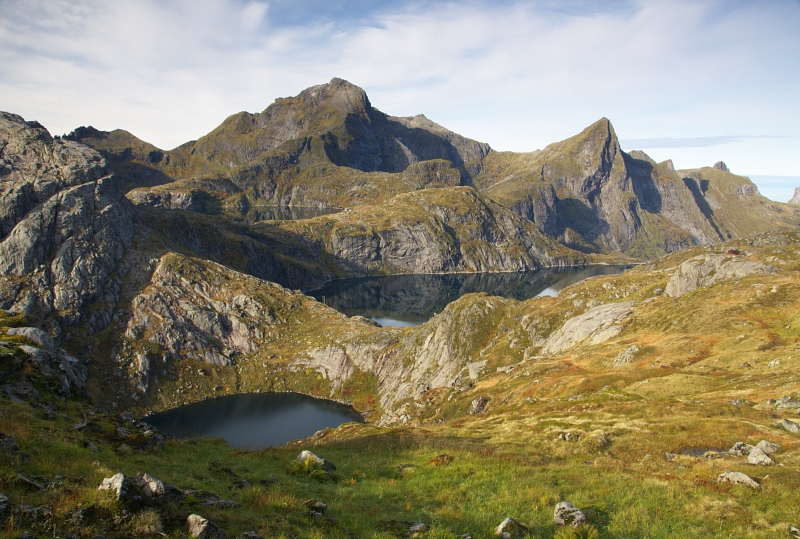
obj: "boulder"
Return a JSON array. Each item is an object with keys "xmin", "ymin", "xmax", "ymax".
[
  {"xmin": 782, "ymin": 418, "xmax": 800, "ymax": 434},
  {"xmin": 132, "ymin": 473, "xmax": 183, "ymax": 504},
  {"xmin": 494, "ymin": 517, "xmax": 528, "ymax": 538},
  {"xmin": 469, "ymin": 396, "xmax": 490, "ymax": 415},
  {"xmin": 238, "ymin": 533, "xmax": 260, "ymax": 539},
  {"xmin": 296, "ymin": 450, "xmax": 336, "ymax": 471},
  {"xmin": 0, "ymin": 433, "xmax": 19, "ymax": 454},
  {"xmin": 728, "ymin": 442, "xmax": 753, "ymax": 456},
  {"xmin": 303, "ymin": 499, "xmax": 327, "ymax": 514},
  {"xmin": 665, "ymin": 254, "xmax": 778, "ymax": 298},
  {"xmin": 717, "ymin": 470, "xmax": 759, "ymax": 489},
  {"xmin": 0, "ymin": 493, "xmax": 9, "ymax": 521},
  {"xmin": 747, "ymin": 447, "xmax": 773, "ymax": 466},
  {"xmin": 554, "ymin": 501, "xmax": 587, "ymax": 527},
  {"xmin": 97, "ymin": 473, "xmax": 145, "ymax": 510},
  {"xmin": 542, "ymin": 301, "xmax": 635, "ymax": 356},
  {"xmin": 755, "ymin": 440, "xmax": 780, "ymax": 455},
  {"xmin": 187, "ymin": 514, "xmax": 226, "ymax": 539},
  {"xmin": 408, "ymin": 522, "xmax": 430, "ymax": 533}
]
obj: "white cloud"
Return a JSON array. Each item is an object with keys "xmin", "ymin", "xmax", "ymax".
[{"xmin": 0, "ymin": 0, "xmax": 797, "ymax": 181}]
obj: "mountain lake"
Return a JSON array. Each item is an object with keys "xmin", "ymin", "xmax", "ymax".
[{"xmin": 147, "ymin": 265, "xmax": 631, "ymax": 449}]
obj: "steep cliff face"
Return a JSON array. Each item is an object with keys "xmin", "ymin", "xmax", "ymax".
[
  {"xmin": 790, "ymin": 187, "xmax": 800, "ymax": 206},
  {"xmin": 0, "ymin": 113, "xmax": 134, "ymax": 336},
  {"xmin": 476, "ymin": 119, "xmax": 800, "ymax": 258}
]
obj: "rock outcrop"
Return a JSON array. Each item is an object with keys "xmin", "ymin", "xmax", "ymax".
[
  {"xmin": 717, "ymin": 471, "xmax": 759, "ymax": 489},
  {"xmin": 542, "ymin": 301, "xmax": 634, "ymax": 356},
  {"xmin": 665, "ymin": 254, "xmax": 778, "ymax": 297},
  {"xmin": 790, "ymin": 187, "xmax": 800, "ymax": 206},
  {"xmin": 0, "ymin": 112, "xmax": 134, "ymax": 334}
]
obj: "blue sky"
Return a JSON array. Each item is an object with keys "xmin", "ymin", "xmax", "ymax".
[{"xmin": 1, "ymin": 0, "xmax": 798, "ymax": 201}]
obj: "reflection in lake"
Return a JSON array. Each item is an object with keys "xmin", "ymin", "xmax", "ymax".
[
  {"xmin": 144, "ymin": 392, "xmax": 364, "ymax": 450},
  {"xmin": 308, "ymin": 266, "xmax": 631, "ymax": 327}
]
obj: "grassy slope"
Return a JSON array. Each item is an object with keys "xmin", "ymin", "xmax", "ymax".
[{"xmin": 4, "ymin": 230, "xmax": 800, "ymax": 538}]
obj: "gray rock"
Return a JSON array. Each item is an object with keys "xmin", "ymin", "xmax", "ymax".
[
  {"xmin": 542, "ymin": 301, "xmax": 635, "ymax": 356},
  {"xmin": 467, "ymin": 360, "xmax": 487, "ymax": 380},
  {"xmin": 5, "ymin": 327, "xmax": 54, "ymax": 351},
  {"xmin": 303, "ymin": 498, "xmax": 327, "ymax": 514},
  {"xmin": 729, "ymin": 442, "xmax": 754, "ymax": 456},
  {"xmin": 230, "ymin": 480, "xmax": 251, "ymax": 490},
  {"xmin": 132, "ymin": 473, "xmax": 183, "ymax": 504},
  {"xmin": 0, "ymin": 493, "xmax": 9, "ymax": 521},
  {"xmin": 713, "ymin": 161, "xmax": 730, "ymax": 173},
  {"xmin": 789, "ymin": 187, "xmax": 800, "ymax": 206},
  {"xmin": 613, "ymin": 344, "xmax": 639, "ymax": 366},
  {"xmin": 782, "ymin": 418, "xmax": 800, "ymax": 434},
  {"xmin": 755, "ymin": 440, "xmax": 780, "ymax": 455},
  {"xmin": 554, "ymin": 501, "xmax": 587, "ymax": 527},
  {"xmin": 296, "ymin": 450, "xmax": 336, "ymax": 471},
  {"xmin": 717, "ymin": 470, "xmax": 759, "ymax": 489},
  {"xmin": 19, "ymin": 345, "xmax": 87, "ymax": 396},
  {"xmin": 182, "ymin": 489, "xmax": 242, "ymax": 509},
  {"xmin": 0, "ymin": 433, "xmax": 19, "ymax": 454},
  {"xmin": 238, "ymin": 533, "xmax": 260, "ymax": 539},
  {"xmin": 494, "ymin": 517, "xmax": 528, "ymax": 538},
  {"xmin": 408, "ymin": 522, "xmax": 429, "ymax": 533},
  {"xmin": 747, "ymin": 447, "xmax": 773, "ymax": 466},
  {"xmin": 665, "ymin": 254, "xmax": 778, "ymax": 298},
  {"xmin": 187, "ymin": 514, "xmax": 226, "ymax": 539},
  {"xmin": 97, "ymin": 473, "xmax": 144, "ymax": 509},
  {"xmin": 469, "ymin": 396, "xmax": 490, "ymax": 415}
]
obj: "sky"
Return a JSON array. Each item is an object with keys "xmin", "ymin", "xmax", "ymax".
[{"xmin": 1, "ymin": 0, "xmax": 799, "ymax": 201}]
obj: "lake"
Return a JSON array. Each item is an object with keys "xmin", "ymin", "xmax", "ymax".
[
  {"xmin": 308, "ymin": 265, "xmax": 631, "ymax": 327},
  {"xmin": 144, "ymin": 392, "xmax": 364, "ymax": 449}
]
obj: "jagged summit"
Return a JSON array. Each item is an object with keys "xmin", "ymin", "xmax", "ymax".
[
  {"xmin": 790, "ymin": 187, "xmax": 800, "ymax": 206},
  {"xmin": 713, "ymin": 161, "xmax": 730, "ymax": 173}
]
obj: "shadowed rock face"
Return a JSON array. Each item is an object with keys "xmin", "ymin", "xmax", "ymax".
[{"xmin": 0, "ymin": 112, "xmax": 134, "ymax": 334}]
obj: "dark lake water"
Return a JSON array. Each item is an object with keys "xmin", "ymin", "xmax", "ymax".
[
  {"xmin": 309, "ymin": 266, "xmax": 631, "ymax": 327},
  {"xmin": 144, "ymin": 392, "xmax": 364, "ymax": 449}
]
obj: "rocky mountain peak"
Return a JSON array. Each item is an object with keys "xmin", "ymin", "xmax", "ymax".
[
  {"xmin": 790, "ymin": 187, "xmax": 800, "ymax": 206},
  {"xmin": 713, "ymin": 161, "xmax": 730, "ymax": 172}
]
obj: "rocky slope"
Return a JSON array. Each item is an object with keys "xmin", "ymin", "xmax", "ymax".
[
  {"xmin": 0, "ymin": 113, "xmax": 134, "ymax": 338},
  {"xmin": 475, "ymin": 119, "xmax": 800, "ymax": 258}
]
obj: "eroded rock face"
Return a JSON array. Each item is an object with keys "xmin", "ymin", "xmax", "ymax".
[
  {"xmin": 0, "ymin": 112, "xmax": 134, "ymax": 329},
  {"xmin": 542, "ymin": 301, "xmax": 634, "ymax": 356},
  {"xmin": 665, "ymin": 254, "xmax": 778, "ymax": 297}
]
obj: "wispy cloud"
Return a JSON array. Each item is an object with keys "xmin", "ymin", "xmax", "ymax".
[
  {"xmin": 0, "ymin": 0, "xmax": 797, "ymax": 177},
  {"xmin": 620, "ymin": 135, "xmax": 791, "ymax": 149}
]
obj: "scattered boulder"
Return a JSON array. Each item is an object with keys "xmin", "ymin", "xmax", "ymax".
[
  {"xmin": 230, "ymin": 480, "xmax": 251, "ymax": 490},
  {"xmin": 132, "ymin": 473, "xmax": 183, "ymax": 504},
  {"xmin": 187, "ymin": 514, "xmax": 226, "ymax": 539},
  {"xmin": 408, "ymin": 522, "xmax": 430, "ymax": 534},
  {"xmin": 303, "ymin": 499, "xmax": 327, "ymax": 514},
  {"xmin": 717, "ymin": 471, "xmax": 759, "ymax": 489},
  {"xmin": 783, "ymin": 418, "xmax": 800, "ymax": 434},
  {"xmin": 613, "ymin": 345, "xmax": 639, "ymax": 366},
  {"xmin": 98, "ymin": 473, "xmax": 145, "ymax": 510},
  {"xmin": 182, "ymin": 489, "xmax": 242, "ymax": 508},
  {"xmin": 755, "ymin": 440, "xmax": 780, "ymax": 455},
  {"xmin": 98, "ymin": 472, "xmax": 182, "ymax": 509},
  {"xmin": 728, "ymin": 442, "xmax": 754, "ymax": 456},
  {"xmin": 296, "ymin": 450, "xmax": 336, "ymax": 471},
  {"xmin": 469, "ymin": 396, "xmax": 490, "ymax": 415},
  {"xmin": 0, "ymin": 433, "xmax": 19, "ymax": 454},
  {"xmin": 554, "ymin": 501, "xmax": 587, "ymax": 527},
  {"xmin": 665, "ymin": 254, "xmax": 778, "ymax": 298},
  {"xmin": 747, "ymin": 447, "xmax": 773, "ymax": 466},
  {"xmin": 558, "ymin": 432, "xmax": 580, "ymax": 441},
  {"xmin": 495, "ymin": 517, "xmax": 528, "ymax": 538},
  {"xmin": 0, "ymin": 493, "xmax": 8, "ymax": 521},
  {"xmin": 238, "ymin": 533, "xmax": 260, "ymax": 539}
]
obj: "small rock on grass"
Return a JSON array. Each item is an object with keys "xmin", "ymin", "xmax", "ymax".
[
  {"xmin": 747, "ymin": 447, "xmax": 773, "ymax": 466},
  {"xmin": 409, "ymin": 522, "xmax": 429, "ymax": 533},
  {"xmin": 238, "ymin": 533, "xmax": 260, "ymax": 539},
  {"xmin": 495, "ymin": 517, "xmax": 528, "ymax": 538},
  {"xmin": 554, "ymin": 501, "xmax": 587, "ymax": 527},
  {"xmin": 782, "ymin": 418, "xmax": 800, "ymax": 434},
  {"xmin": 0, "ymin": 493, "xmax": 9, "ymax": 520},
  {"xmin": 187, "ymin": 514, "xmax": 226, "ymax": 539},
  {"xmin": 296, "ymin": 450, "xmax": 336, "ymax": 471},
  {"xmin": 717, "ymin": 471, "xmax": 759, "ymax": 489},
  {"xmin": 303, "ymin": 499, "xmax": 327, "ymax": 514}
]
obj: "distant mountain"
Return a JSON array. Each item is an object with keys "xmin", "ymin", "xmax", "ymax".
[{"xmin": 67, "ymin": 78, "xmax": 800, "ymax": 260}]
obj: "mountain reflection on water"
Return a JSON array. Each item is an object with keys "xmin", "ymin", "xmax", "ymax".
[
  {"xmin": 144, "ymin": 392, "xmax": 364, "ymax": 449},
  {"xmin": 309, "ymin": 266, "xmax": 631, "ymax": 327}
]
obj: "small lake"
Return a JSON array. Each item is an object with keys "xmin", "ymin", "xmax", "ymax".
[
  {"xmin": 308, "ymin": 266, "xmax": 631, "ymax": 327},
  {"xmin": 144, "ymin": 392, "xmax": 364, "ymax": 449}
]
